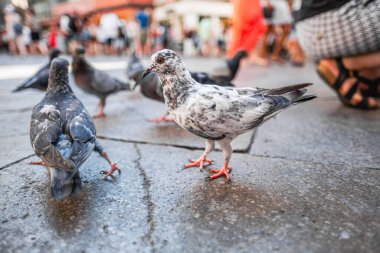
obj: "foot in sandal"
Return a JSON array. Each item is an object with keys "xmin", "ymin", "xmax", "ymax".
[{"xmin": 317, "ymin": 58, "xmax": 378, "ymax": 110}]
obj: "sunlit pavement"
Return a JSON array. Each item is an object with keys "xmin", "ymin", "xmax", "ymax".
[{"xmin": 0, "ymin": 54, "xmax": 379, "ymax": 253}]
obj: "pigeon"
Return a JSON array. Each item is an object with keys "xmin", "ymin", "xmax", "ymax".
[
  {"xmin": 72, "ymin": 47, "xmax": 131, "ymax": 118},
  {"xmin": 127, "ymin": 52, "xmax": 235, "ymax": 123},
  {"xmin": 209, "ymin": 49, "xmax": 248, "ymax": 84},
  {"xmin": 142, "ymin": 49, "xmax": 316, "ymax": 180},
  {"xmin": 12, "ymin": 49, "xmax": 61, "ymax": 92},
  {"xmin": 30, "ymin": 57, "xmax": 121, "ymax": 201}
]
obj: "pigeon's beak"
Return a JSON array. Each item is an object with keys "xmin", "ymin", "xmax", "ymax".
[{"xmin": 142, "ymin": 67, "xmax": 153, "ymax": 79}]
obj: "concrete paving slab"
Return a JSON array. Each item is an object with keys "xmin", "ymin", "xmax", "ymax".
[
  {"xmin": 0, "ymin": 135, "xmax": 32, "ymax": 169},
  {"xmin": 250, "ymin": 99, "xmax": 380, "ymax": 169},
  {"xmin": 137, "ymin": 144, "xmax": 380, "ymax": 253},
  {"xmin": 0, "ymin": 140, "xmax": 149, "ymax": 253}
]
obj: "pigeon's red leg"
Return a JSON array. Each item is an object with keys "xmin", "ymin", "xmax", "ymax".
[
  {"xmin": 149, "ymin": 112, "xmax": 174, "ymax": 123},
  {"xmin": 183, "ymin": 140, "xmax": 215, "ymax": 169},
  {"xmin": 99, "ymin": 151, "xmax": 121, "ymax": 179},
  {"xmin": 30, "ymin": 161, "xmax": 46, "ymax": 166},
  {"xmin": 183, "ymin": 154, "xmax": 214, "ymax": 169},
  {"xmin": 93, "ymin": 100, "xmax": 106, "ymax": 119},
  {"xmin": 209, "ymin": 162, "xmax": 232, "ymax": 180}
]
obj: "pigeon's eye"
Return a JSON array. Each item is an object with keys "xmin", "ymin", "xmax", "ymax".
[{"xmin": 156, "ymin": 57, "xmax": 165, "ymax": 64}]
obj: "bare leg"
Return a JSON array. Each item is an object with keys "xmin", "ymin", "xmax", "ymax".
[
  {"xmin": 343, "ymin": 52, "xmax": 380, "ymax": 71},
  {"xmin": 95, "ymin": 141, "xmax": 121, "ymax": 179},
  {"xmin": 208, "ymin": 139, "xmax": 233, "ymax": 180},
  {"xmin": 93, "ymin": 99, "xmax": 106, "ymax": 119},
  {"xmin": 183, "ymin": 140, "xmax": 215, "ymax": 169},
  {"xmin": 271, "ymin": 24, "xmax": 291, "ymax": 63}
]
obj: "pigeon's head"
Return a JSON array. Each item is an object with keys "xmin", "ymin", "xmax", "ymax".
[
  {"xmin": 49, "ymin": 168, "xmax": 81, "ymax": 201},
  {"xmin": 49, "ymin": 48, "xmax": 61, "ymax": 61},
  {"xmin": 74, "ymin": 46, "xmax": 85, "ymax": 56},
  {"xmin": 142, "ymin": 49, "xmax": 185, "ymax": 78},
  {"xmin": 47, "ymin": 57, "xmax": 71, "ymax": 92}
]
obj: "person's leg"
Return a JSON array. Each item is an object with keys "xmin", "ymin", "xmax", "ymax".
[
  {"xmin": 271, "ymin": 24, "xmax": 291, "ymax": 63},
  {"xmin": 343, "ymin": 51, "xmax": 380, "ymax": 71}
]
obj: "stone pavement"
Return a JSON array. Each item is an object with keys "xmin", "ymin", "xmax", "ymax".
[{"xmin": 0, "ymin": 55, "xmax": 379, "ymax": 253}]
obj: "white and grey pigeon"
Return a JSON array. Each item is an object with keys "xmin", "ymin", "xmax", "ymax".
[
  {"xmin": 12, "ymin": 49, "xmax": 61, "ymax": 92},
  {"xmin": 127, "ymin": 51, "xmax": 236, "ymax": 123},
  {"xmin": 142, "ymin": 49, "xmax": 316, "ymax": 180},
  {"xmin": 72, "ymin": 47, "xmax": 131, "ymax": 118},
  {"xmin": 30, "ymin": 57, "xmax": 121, "ymax": 201}
]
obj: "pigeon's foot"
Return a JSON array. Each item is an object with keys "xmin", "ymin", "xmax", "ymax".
[
  {"xmin": 100, "ymin": 163, "xmax": 121, "ymax": 179},
  {"xmin": 93, "ymin": 111, "xmax": 106, "ymax": 119},
  {"xmin": 30, "ymin": 161, "xmax": 46, "ymax": 166},
  {"xmin": 148, "ymin": 115, "xmax": 174, "ymax": 123},
  {"xmin": 183, "ymin": 155, "xmax": 214, "ymax": 169},
  {"xmin": 208, "ymin": 162, "xmax": 232, "ymax": 180}
]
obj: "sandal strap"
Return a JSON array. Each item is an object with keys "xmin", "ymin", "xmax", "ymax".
[
  {"xmin": 343, "ymin": 80, "xmax": 359, "ymax": 100},
  {"xmin": 333, "ymin": 58, "xmax": 350, "ymax": 90},
  {"xmin": 357, "ymin": 75, "xmax": 380, "ymax": 96}
]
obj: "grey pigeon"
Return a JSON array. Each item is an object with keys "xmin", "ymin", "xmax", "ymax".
[
  {"xmin": 30, "ymin": 57, "xmax": 121, "ymax": 201},
  {"xmin": 72, "ymin": 47, "xmax": 131, "ymax": 118},
  {"xmin": 209, "ymin": 49, "xmax": 248, "ymax": 84},
  {"xmin": 142, "ymin": 49, "xmax": 316, "ymax": 180},
  {"xmin": 127, "ymin": 52, "xmax": 235, "ymax": 123},
  {"xmin": 12, "ymin": 49, "xmax": 61, "ymax": 92}
]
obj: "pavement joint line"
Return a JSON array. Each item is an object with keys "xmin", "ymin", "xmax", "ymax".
[
  {"xmin": 0, "ymin": 107, "xmax": 34, "ymax": 114},
  {"xmin": 250, "ymin": 154, "xmax": 380, "ymax": 171},
  {"xmin": 97, "ymin": 135, "xmax": 251, "ymax": 153},
  {"xmin": 133, "ymin": 143, "xmax": 157, "ymax": 253},
  {"xmin": 0, "ymin": 154, "xmax": 35, "ymax": 171}
]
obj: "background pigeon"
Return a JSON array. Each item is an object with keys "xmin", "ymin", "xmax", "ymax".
[
  {"xmin": 12, "ymin": 49, "xmax": 61, "ymax": 92},
  {"xmin": 127, "ymin": 52, "xmax": 236, "ymax": 123},
  {"xmin": 143, "ymin": 49, "xmax": 316, "ymax": 180},
  {"xmin": 30, "ymin": 57, "xmax": 120, "ymax": 201},
  {"xmin": 72, "ymin": 47, "xmax": 131, "ymax": 118},
  {"xmin": 209, "ymin": 49, "xmax": 248, "ymax": 84}
]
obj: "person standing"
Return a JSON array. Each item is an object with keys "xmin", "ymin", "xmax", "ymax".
[
  {"xmin": 228, "ymin": 0, "xmax": 266, "ymax": 61},
  {"xmin": 4, "ymin": 4, "xmax": 26, "ymax": 55},
  {"xmin": 25, "ymin": 8, "xmax": 47, "ymax": 55},
  {"xmin": 135, "ymin": 8, "xmax": 150, "ymax": 56}
]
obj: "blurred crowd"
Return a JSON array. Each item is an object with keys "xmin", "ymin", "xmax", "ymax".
[{"xmin": 0, "ymin": 1, "xmax": 304, "ymax": 66}]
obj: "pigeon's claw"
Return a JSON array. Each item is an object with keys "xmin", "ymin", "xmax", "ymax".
[
  {"xmin": 93, "ymin": 111, "xmax": 106, "ymax": 119},
  {"xmin": 30, "ymin": 160, "xmax": 46, "ymax": 166},
  {"xmin": 208, "ymin": 162, "xmax": 232, "ymax": 180},
  {"xmin": 183, "ymin": 155, "xmax": 214, "ymax": 169},
  {"xmin": 148, "ymin": 113, "xmax": 174, "ymax": 123},
  {"xmin": 100, "ymin": 163, "xmax": 121, "ymax": 179}
]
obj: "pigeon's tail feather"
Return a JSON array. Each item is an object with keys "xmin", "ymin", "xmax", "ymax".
[
  {"xmin": 293, "ymin": 94, "xmax": 317, "ymax": 104},
  {"xmin": 49, "ymin": 168, "xmax": 81, "ymax": 201},
  {"xmin": 118, "ymin": 80, "xmax": 131, "ymax": 91},
  {"xmin": 12, "ymin": 77, "xmax": 38, "ymax": 92},
  {"xmin": 266, "ymin": 83, "xmax": 313, "ymax": 96}
]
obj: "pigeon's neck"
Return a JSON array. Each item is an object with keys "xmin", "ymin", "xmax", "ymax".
[
  {"xmin": 47, "ymin": 72, "xmax": 73, "ymax": 94},
  {"xmin": 159, "ymin": 70, "xmax": 194, "ymax": 111},
  {"xmin": 72, "ymin": 57, "xmax": 89, "ymax": 73}
]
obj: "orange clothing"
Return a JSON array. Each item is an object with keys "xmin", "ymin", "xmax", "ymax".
[{"xmin": 228, "ymin": 0, "xmax": 266, "ymax": 57}]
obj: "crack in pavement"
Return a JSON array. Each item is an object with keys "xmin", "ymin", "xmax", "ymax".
[
  {"xmin": 133, "ymin": 143, "xmax": 157, "ymax": 253},
  {"xmin": 0, "ymin": 154, "xmax": 35, "ymax": 171},
  {"xmin": 98, "ymin": 135, "xmax": 253, "ymax": 153}
]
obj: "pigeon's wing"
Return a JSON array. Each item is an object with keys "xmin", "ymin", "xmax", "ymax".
[
  {"xmin": 30, "ymin": 104, "xmax": 74, "ymax": 170},
  {"xmin": 92, "ymin": 69, "xmax": 130, "ymax": 94},
  {"xmin": 67, "ymin": 114, "xmax": 96, "ymax": 170},
  {"xmin": 232, "ymin": 87, "xmax": 268, "ymax": 96},
  {"xmin": 183, "ymin": 86, "xmax": 278, "ymax": 138}
]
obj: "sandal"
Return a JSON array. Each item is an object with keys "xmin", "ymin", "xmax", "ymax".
[
  {"xmin": 357, "ymin": 75, "xmax": 380, "ymax": 98},
  {"xmin": 317, "ymin": 58, "xmax": 378, "ymax": 110}
]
